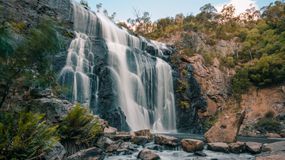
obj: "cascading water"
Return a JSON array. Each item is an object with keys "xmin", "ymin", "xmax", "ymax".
[{"xmin": 60, "ymin": 1, "xmax": 176, "ymax": 132}]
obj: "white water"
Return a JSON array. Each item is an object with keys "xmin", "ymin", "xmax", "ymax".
[{"xmin": 60, "ymin": 2, "xmax": 176, "ymax": 132}]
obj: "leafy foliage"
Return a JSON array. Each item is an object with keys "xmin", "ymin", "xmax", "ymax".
[
  {"xmin": 0, "ymin": 19, "xmax": 61, "ymax": 107},
  {"xmin": 0, "ymin": 112, "xmax": 59, "ymax": 160},
  {"xmin": 58, "ymin": 104, "xmax": 103, "ymax": 146},
  {"xmin": 231, "ymin": 69, "xmax": 251, "ymax": 98},
  {"xmin": 255, "ymin": 118, "xmax": 281, "ymax": 134}
]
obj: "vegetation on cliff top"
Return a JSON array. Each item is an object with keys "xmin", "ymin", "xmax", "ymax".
[{"xmin": 123, "ymin": 1, "xmax": 285, "ymax": 99}]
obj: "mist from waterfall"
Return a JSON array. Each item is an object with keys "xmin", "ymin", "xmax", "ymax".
[{"xmin": 60, "ymin": 1, "xmax": 176, "ymax": 132}]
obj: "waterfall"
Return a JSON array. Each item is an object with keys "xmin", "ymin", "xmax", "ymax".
[{"xmin": 60, "ymin": 1, "xmax": 176, "ymax": 132}]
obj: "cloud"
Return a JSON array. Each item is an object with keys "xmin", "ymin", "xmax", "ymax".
[{"xmin": 216, "ymin": 0, "xmax": 259, "ymax": 16}]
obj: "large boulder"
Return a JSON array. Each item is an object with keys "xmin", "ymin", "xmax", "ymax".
[
  {"xmin": 257, "ymin": 141, "xmax": 285, "ymax": 160},
  {"xmin": 245, "ymin": 142, "xmax": 263, "ymax": 154},
  {"xmin": 204, "ymin": 110, "xmax": 246, "ymax": 143},
  {"xmin": 21, "ymin": 98, "xmax": 72, "ymax": 123},
  {"xmin": 181, "ymin": 139, "xmax": 204, "ymax": 152},
  {"xmin": 229, "ymin": 142, "xmax": 246, "ymax": 153},
  {"xmin": 207, "ymin": 142, "xmax": 229, "ymax": 153},
  {"xmin": 132, "ymin": 136, "xmax": 151, "ymax": 146},
  {"xmin": 137, "ymin": 149, "xmax": 160, "ymax": 160},
  {"xmin": 262, "ymin": 141, "xmax": 285, "ymax": 152},
  {"xmin": 96, "ymin": 136, "xmax": 114, "ymax": 149},
  {"xmin": 154, "ymin": 135, "xmax": 178, "ymax": 147},
  {"xmin": 66, "ymin": 147, "xmax": 104, "ymax": 160}
]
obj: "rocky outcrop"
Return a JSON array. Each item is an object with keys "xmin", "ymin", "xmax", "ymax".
[
  {"xmin": 137, "ymin": 149, "xmax": 160, "ymax": 160},
  {"xmin": 239, "ymin": 86, "xmax": 285, "ymax": 137},
  {"xmin": 181, "ymin": 139, "xmax": 204, "ymax": 152},
  {"xmin": 172, "ymin": 61, "xmax": 207, "ymax": 133},
  {"xmin": 205, "ymin": 110, "xmax": 245, "ymax": 143}
]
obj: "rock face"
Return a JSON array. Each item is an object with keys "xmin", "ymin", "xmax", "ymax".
[
  {"xmin": 154, "ymin": 135, "xmax": 178, "ymax": 147},
  {"xmin": 181, "ymin": 139, "xmax": 204, "ymax": 152},
  {"xmin": 239, "ymin": 86, "xmax": 285, "ymax": 137},
  {"xmin": 172, "ymin": 62, "xmax": 207, "ymax": 133},
  {"xmin": 204, "ymin": 110, "xmax": 246, "ymax": 143},
  {"xmin": 137, "ymin": 149, "xmax": 160, "ymax": 160}
]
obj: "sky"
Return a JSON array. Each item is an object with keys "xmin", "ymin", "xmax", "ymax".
[{"xmin": 75, "ymin": 0, "xmax": 276, "ymax": 21}]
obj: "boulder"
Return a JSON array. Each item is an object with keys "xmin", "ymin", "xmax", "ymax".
[
  {"xmin": 207, "ymin": 142, "xmax": 229, "ymax": 153},
  {"xmin": 262, "ymin": 141, "xmax": 285, "ymax": 152},
  {"xmin": 132, "ymin": 129, "xmax": 152, "ymax": 139},
  {"xmin": 103, "ymin": 126, "xmax": 117, "ymax": 135},
  {"xmin": 154, "ymin": 135, "xmax": 178, "ymax": 147},
  {"xmin": 110, "ymin": 132, "xmax": 132, "ymax": 141},
  {"xmin": 256, "ymin": 152, "xmax": 285, "ymax": 160},
  {"xmin": 66, "ymin": 147, "xmax": 104, "ymax": 160},
  {"xmin": 181, "ymin": 139, "xmax": 204, "ymax": 152},
  {"xmin": 132, "ymin": 136, "xmax": 150, "ymax": 146},
  {"xmin": 44, "ymin": 142, "xmax": 66, "ymax": 160},
  {"xmin": 23, "ymin": 98, "xmax": 72, "ymax": 123},
  {"xmin": 245, "ymin": 142, "xmax": 263, "ymax": 154},
  {"xmin": 96, "ymin": 136, "xmax": 114, "ymax": 149},
  {"xmin": 204, "ymin": 111, "xmax": 246, "ymax": 143},
  {"xmin": 229, "ymin": 142, "xmax": 246, "ymax": 153},
  {"xmin": 137, "ymin": 149, "xmax": 160, "ymax": 160}
]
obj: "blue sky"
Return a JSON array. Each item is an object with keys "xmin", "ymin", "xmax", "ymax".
[{"xmin": 75, "ymin": 0, "xmax": 276, "ymax": 21}]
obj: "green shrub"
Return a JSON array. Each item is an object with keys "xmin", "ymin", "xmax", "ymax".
[
  {"xmin": 202, "ymin": 52, "xmax": 214, "ymax": 66},
  {"xmin": 255, "ymin": 118, "xmax": 281, "ymax": 134},
  {"xmin": 58, "ymin": 104, "xmax": 103, "ymax": 146},
  {"xmin": 221, "ymin": 56, "xmax": 235, "ymax": 68},
  {"xmin": 247, "ymin": 54, "xmax": 285, "ymax": 87},
  {"xmin": 231, "ymin": 69, "xmax": 251, "ymax": 99},
  {"xmin": 179, "ymin": 100, "xmax": 190, "ymax": 109},
  {"xmin": 0, "ymin": 112, "xmax": 59, "ymax": 160}
]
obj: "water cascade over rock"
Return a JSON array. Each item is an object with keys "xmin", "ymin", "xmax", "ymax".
[{"xmin": 59, "ymin": 2, "xmax": 176, "ymax": 132}]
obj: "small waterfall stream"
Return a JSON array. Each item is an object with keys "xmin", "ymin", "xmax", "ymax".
[{"xmin": 60, "ymin": 1, "xmax": 176, "ymax": 132}]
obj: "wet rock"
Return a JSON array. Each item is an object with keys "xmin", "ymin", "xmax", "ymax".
[
  {"xmin": 205, "ymin": 111, "xmax": 246, "ymax": 143},
  {"xmin": 245, "ymin": 142, "xmax": 263, "ymax": 154},
  {"xmin": 262, "ymin": 141, "xmax": 285, "ymax": 152},
  {"xmin": 30, "ymin": 88, "xmax": 53, "ymax": 98},
  {"xmin": 181, "ymin": 139, "xmax": 204, "ymax": 152},
  {"xmin": 132, "ymin": 129, "xmax": 153, "ymax": 139},
  {"xmin": 266, "ymin": 133, "xmax": 281, "ymax": 138},
  {"xmin": 154, "ymin": 135, "xmax": 178, "ymax": 147},
  {"xmin": 194, "ymin": 151, "xmax": 207, "ymax": 157},
  {"xmin": 256, "ymin": 152, "xmax": 285, "ymax": 160},
  {"xmin": 110, "ymin": 132, "xmax": 132, "ymax": 141},
  {"xmin": 66, "ymin": 147, "xmax": 104, "ymax": 160},
  {"xmin": 207, "ymin": 142, "xmax": 229, "ymax": 153},
  {"xmin": 44, "ymin": 142, "xmax": 66, "ymax": 160},
  {"xmin": 137, "ymin": 149, "xmax": 160, "ymax": 160},
  {"xmin": 132, "ymin": 136, "xmax": 150, "ymax": 146},
  {"xmin": 96, "ymin": 136, "xmax": 114, "ymax": 149},
  {"xmin": 229, "ymin": 142, "xmax": 246, "ymax": 153}
]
